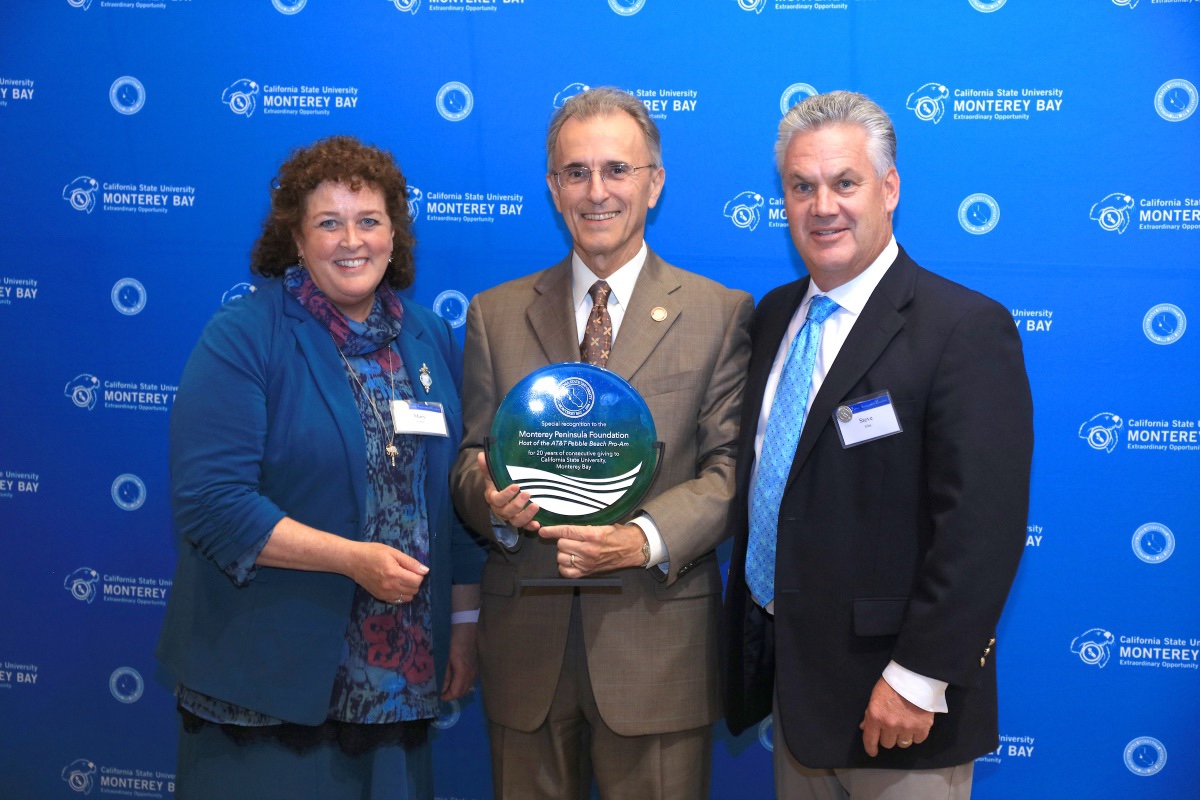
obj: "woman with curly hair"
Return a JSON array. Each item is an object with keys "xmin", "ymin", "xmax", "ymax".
[{"xmin": 157, "ymin": 135, "xmax": 484, "ymax": 798}]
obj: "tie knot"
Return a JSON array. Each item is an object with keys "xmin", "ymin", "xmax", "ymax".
[
  {"xmin": 588, "ymin": 280, "xmax": 611, "ymax": 307},
  {"xmin": 807, "ymin": 294, "xmax": 839, "ymax": 324}
]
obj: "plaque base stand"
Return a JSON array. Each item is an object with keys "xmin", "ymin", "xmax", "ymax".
[{"xmin": 520, "ymin": 577, "xmax": 623, "ymax": 588}]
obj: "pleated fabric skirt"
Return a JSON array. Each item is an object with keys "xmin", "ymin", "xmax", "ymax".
[{"xmin": 175, "ymin": 719, "xmax": 433, "ymax": 800}]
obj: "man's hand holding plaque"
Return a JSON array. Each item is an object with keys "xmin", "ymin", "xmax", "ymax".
[
  {"xmin": 479, "ymin": 455, "xmax": 542, "ymax": 532},
  {"xmin": 540, "ymin": 522, "xmax": 650, "ymax": 579}
]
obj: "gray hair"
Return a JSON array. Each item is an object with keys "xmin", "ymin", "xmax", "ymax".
[
  {"xmin": 546, "ymin": 86, "xmax": 663, "ymax": 173},
  {"xmin": 775, "ymin": 91, "xmax": 896, "ymax": 177}
]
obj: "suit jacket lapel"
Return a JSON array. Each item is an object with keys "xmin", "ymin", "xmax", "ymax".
[
  {"xmin": 786, "ymin": 249, "xmax": 917, "ymax": 486},
  {"xmin": 395, "ymin": 298, "xmax": 438, "ymax": 403},
  {"xmin": 393, "ymin": 299, "xmax": 454, "ymax": 509},
  {"xmin": 606, "ymin": 249, "xmax": 680, "ymax": 382},
  {"xmin": 735, "ymin": 277, "xmax": 809, "ymax": 491},
  {"xmin": 527, "ymin": 257, "xmax": 581, "ymax": 365}
]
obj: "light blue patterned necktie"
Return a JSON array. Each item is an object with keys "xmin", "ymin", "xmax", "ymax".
[{"xmin": 746, "ymin": 294, "xmax": 840, "ymax": 608}]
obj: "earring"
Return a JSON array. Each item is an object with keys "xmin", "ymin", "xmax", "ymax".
[{"xmin": 298, "ymin": 254, "xmax": 305, "ymax": 267}]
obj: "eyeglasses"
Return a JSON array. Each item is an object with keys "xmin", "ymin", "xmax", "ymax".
[{"xmin": 551, "ymin": 163, "xmax": 656, "ymax": 189}]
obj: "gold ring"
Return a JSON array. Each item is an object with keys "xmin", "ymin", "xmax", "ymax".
[
  {"xmin": 898, "ymin": 739, "xmax": 913, "ymax": 747},
  {"xmin": 570, "ymin": 553, "xmax": 577, "ymax": 568}
]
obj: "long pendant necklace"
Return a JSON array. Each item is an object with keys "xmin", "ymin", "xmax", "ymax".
[{"xmin": 335, "ymin": 339, "xmax": 400, "ymax": 468}]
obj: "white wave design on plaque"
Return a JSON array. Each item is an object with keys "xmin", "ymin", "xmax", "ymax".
[{"xmin": 506, "ymin": 463, "xmax": 642, "ymax": 516}]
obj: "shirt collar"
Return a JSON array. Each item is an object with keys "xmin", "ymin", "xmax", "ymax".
[
  {"xmin": 803, "ymin": 236, "xmax": 898, "ymax": 315},
  {"xmin": 572, "ymin": 241, "xmax": 648, "ymax": 312}
]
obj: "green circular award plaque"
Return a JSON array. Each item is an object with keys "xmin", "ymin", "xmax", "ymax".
[{"xmin": 487, "ymin": 363, "xmax": 660, "ymax": 526}]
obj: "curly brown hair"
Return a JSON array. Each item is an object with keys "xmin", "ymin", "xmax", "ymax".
[{"xmin": 250, "ymin": 135, "xmax": 416, "ymax": 289}]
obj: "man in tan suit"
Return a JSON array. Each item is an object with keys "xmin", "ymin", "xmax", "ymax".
[{"xmin": 450, "ymin": 87, "xmax": 752, "ymax": 799}]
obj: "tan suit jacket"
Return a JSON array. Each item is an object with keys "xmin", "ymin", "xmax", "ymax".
[{"xmin": 451, "ymin": 249, "xmax": 752, "ymax": 737}]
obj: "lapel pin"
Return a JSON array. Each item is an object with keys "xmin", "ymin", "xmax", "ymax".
[
  {"xmin": 650, "ymin": 306, "xmax": 668, "ymax": 322},
  {"xmin": 419, "ymin": 363, "xmax": 432, "ymax": 394}
]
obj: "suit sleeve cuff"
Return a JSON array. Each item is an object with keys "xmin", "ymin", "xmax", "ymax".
[
  {"xmin": 882, "ymin": 660, "xmax": 949, "ymax": 713},
  {"xmin": 489, "ymin": 510, "xmax": 520, "ymax": 549}
]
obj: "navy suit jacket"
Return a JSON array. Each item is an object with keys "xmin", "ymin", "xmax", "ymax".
[
  {"xmin": 157, "ymin": 280, "xmax": 484, "ymax": 724},
  {"xmin": 723, "ymin": 246, "xmax": 1033, "ymax": 769}
]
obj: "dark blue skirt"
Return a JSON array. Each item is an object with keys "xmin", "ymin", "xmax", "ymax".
[{"xmin": 175, "ymin": 718, "xmax": 433, "ymax": 800}]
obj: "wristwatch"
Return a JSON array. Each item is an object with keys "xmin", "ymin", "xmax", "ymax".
[{"xmin": 640, "ymin": 536, "xmax": 651, "ymax": 568}]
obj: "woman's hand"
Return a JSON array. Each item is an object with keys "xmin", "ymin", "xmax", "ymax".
[
  {"xmin": 347, "ymin": 541, "xmax": 429, "ymax": 603},
  {"xmin": 257, "ymin": 518, "xmax": 427, "ymax": 603}
]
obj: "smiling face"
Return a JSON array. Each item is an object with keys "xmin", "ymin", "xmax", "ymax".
[
  {"xmin": 782, "ymin": 123, "xmax": 899, "ymax": 291},
  {"xmin": 547, "ymin": 112, "xmax": 665, "ymax": 279},
  {"xmin": 294, "ymin": 180, "xmax": 394, "ymax": 321}
]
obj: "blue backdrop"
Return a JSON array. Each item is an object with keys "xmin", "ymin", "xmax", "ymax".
[{"xmin": 2, "ymin": 1, "xmax": 1198, "ymax": 798}]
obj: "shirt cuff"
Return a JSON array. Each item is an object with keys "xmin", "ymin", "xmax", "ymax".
[
  {"xmin": 489, "ymin": 510, "xmax": 520, "ymax": 549},
  {"xmin": 451, "ymin": 609, "xmax": 480, "ymax": 624},
  {"xmin": 632, "ymin": 514, "xmax": 668, "ymax": 573},
  {"xmin": 223, "ymin": 530, "xmax": 271, "ymax": 586},
  {"xmin": 882, "ymin": 660, "xmax": 949, "ymax": 713}
]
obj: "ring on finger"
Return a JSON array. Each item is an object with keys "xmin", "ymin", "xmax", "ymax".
[
  {"xmin": 394, "ymin": 595, "xmax": 406, "ymax": 604},
  {"xmin": 570, "ymin": 553, "xmax": 577, "ymax": 568},
  {"xmin": 897, "ymin": 739, "xmax": 913, "ymax": 747}
]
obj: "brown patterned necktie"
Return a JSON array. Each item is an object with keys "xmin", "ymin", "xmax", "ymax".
[{"xmin": 580, "ymin": 280, "xmax": 613, "ymax": 367}]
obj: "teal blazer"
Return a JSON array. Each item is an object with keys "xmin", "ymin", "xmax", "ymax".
[{"xmin": 157, "ymin": 280, "xmax": 484, "ymax": 724}]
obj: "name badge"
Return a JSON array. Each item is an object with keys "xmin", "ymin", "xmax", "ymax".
[
  {"xmin": 833, "ymin": 391, "xmax": 902, "ymax": 448},
  {"xmin": 391, "ymin": 400, "xmax": 449, "ymax": 437}
]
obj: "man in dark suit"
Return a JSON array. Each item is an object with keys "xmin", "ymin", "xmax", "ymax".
[
  {"xmin": 723, "ymin": 91, "xmax": 1033, "ymax": 799},
  {"xmin": 451, "ymin": 87, "xmax": 752, "ymax": 799}
]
